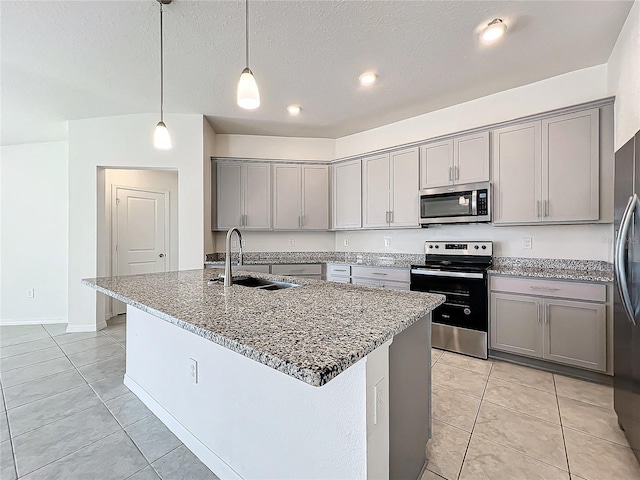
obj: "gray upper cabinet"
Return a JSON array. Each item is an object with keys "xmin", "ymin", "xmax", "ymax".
[
  {"xmin": 272, "ymin": 164, "xmax": 301, "ymax": 230},
  {"xmin": 390, "ymin": 148, "xmax": 419, "ymax": 227},
  {"xmin": 419, "ymin": 133, "xmax": 489, "ymax": 189},
  {"xmin": 492, "ymin": 107, "xmax": 600, "ymax": 225},
  {"xmin": 273, "ymin": 164, "xmax": 329, "ymax": 230},
  {"xmin": 363, "ymin": 148, "xmax": 419, "ymax": 228},
  {"xmin": 543, "ymin": 298, "xmax": 606, "ymax": 372},
  {"xmin": 217, "ymin": 161, "xmax": 271, "ymax": 230},
  {"xmin": 492, "ymin": 121, "xmax": 542, "ymax": 224},
  {"xmin": 362, "ymin": 153, "xmax": 391, "ymax": 228},
  {"xmin": 454, "ymin": 131, "xmax": 490, "ymax": 185},
  {"xmin": 419, "ymin": 140, "xmax": 453, "ymax": 189},
  {"xmin": 543, "ymin": 108, "xmax": 600, "ymax": 222},
  {"xmin": 332, "ymin": 159, "xmax": 362, "ymax": 230},
  {"xmin": 490, "ymin": 293, "xmax": 542, "ymax": 358}
]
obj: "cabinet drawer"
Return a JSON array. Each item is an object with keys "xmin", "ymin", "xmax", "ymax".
[
  {"xmin": 271, "ymin": 264, "xmax": 323, "ymax": 276},
  {"xmin": 328, "ymin": 276, "xmax": 350, "ymax": 284},
  {"xmin": 490, "ymin": 276, "xmax": 606, "ymax": 302},
  {"xmin": 351, "ymin": 266, "xmax": 410, "ymax": 283},
  {"xmin": 327, "ymin": 264, "xmax": 351, "ymax": 277},
  {"xmin": 238, "ymin": 265, "xmax": 271, "ymax": 274}
]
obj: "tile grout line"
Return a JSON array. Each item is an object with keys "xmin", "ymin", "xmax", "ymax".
[
  {"xmin": 554, "ymin": 374, "xmax": 573, "ymax": 478},
  {"xmin": 455, "ymin": 359, "xmax": 493, "ymax": 480}
]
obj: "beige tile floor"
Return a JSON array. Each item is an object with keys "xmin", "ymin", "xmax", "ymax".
[
  {"xmin": 3, "ymin": 319, "xmax": 640, "ymax": 479},
  {"xmin": 424, "ymin": 348, "xmax": 640, "ymax": 480}
]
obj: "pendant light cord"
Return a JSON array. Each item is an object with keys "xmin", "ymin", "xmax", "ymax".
[
  {"xmin": 159, "ymin": 2, "xmax": 164, "ymax": 122},
  {"xmin": 245, "ymin": 0, "xmax": 249, "ymax": 67}
]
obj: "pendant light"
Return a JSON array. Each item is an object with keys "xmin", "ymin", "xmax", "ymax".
[
  {"xmin": 237, "ymin": 0, "xmax": 260, "ymax": 110},
  {"xmin": 154, "ymin": 0, "xmax": 172, "ymax": 150}
]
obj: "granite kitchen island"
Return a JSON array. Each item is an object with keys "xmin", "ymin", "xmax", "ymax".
[{"xmin": 83, "ymin": 269, "xmax": 444, "ymax": 480}]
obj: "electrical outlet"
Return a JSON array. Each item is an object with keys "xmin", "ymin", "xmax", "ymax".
[
  {"xmin": 288, "ymin": 238, "xmax": 295, "ymax": 247},
  {"xmin": 27, "ymin": 288, "xmax": 35, "ymax": 298},
  {"xmin": 231, "ymin": 238, "xmax": 238, "ymax": 248},
  {"xmin": 189, "ymin": 358, "xmax": 198, "ymax": 384},
  {"xmin": 523, "ymin": 237, "xmax": 533, "ymax": 250},
  {"xmin": 384, "ymin": 236, "xmax": 392, "ymax": 248},
  {"xmin": 241, "ymin": 239, "xmax": 246, "ymax": 247},
  {"xmin": 343, "ymin": 238, "xmax": 349, "ymax": 247}
]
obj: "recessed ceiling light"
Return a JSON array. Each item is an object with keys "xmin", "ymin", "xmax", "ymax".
[
  {"xmin": 287, "ymin": 104, "xmax": 302, "ymax": 116},
  {"xmin": 480, "ymin": 19, "xmax": 507, "ymax": 43},
  {"xmin": 359, "ymin": 72, "xmax": 378, "ymax": 87}
]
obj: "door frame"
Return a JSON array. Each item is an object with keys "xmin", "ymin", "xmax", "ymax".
[{"xmin": 111, "ymin": 184, "xmax": 171, "ymax": 314}]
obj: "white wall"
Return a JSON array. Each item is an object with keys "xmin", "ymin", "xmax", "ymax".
[
  {"xmin": 68, "ymin": 113, "xmax": 205, "ymax": 332},
  {"xmin": 335, "ymin": 224, "xmax": 614, "ymax": 262},
  {"xmin": 608, "ymin": 0, "xmax": 640, "ymax": 150},
  {"xmin": 213, "ymin": 230, "xmax": 335, "ymax": 253},
  {"xmin": 203, "ymin": 119, "xmax": 216, "ymax": 254},
  {"xmin": 335, "ymin": 65, "xmax": 608, "ymax": 158},
  {"xmin": 1, "ymin": 142, "xmax": 69, "ymax": 325},
  {"xmin": 214, "ymin": 134, "xmax": 335, "ymax": 161}
]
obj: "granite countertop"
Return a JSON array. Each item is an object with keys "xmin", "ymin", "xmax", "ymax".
[
  {"xmin": 488, "ymin": 257, "xmax": 613, "ymax": 283},
  {"xmin": 83, "ymin": 269, "xmax": 444, "ymax": 387}
]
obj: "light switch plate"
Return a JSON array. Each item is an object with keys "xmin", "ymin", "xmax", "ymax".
[
  {"xmin": 343, "ymin": 238, "xmax": 349, "ymax": 247},
  {"xmin": 523, "ymin": 237, "xmax": 533, "ymax": 250},
  {"xmin": 288, "ymin": 238, "xmax": 295, "ymax": 247},
  {"xmin": 189, "ymin": 358, "xmax": 198, "ymax": 384},
  {"xmin": 384, "ymin": 237, "xmax": 392, "ymax": 248}
]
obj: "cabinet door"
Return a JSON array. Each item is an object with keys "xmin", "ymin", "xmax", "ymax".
[
  {"xmin": 542, "ymin": 108, "xmax": 599, "ymax": 222},
  {"xmin": 217, "ymin": 162, "xmax": 244, "ymax": 229},
  {"xmin": 490, "ymin": 293, "xmax": 542, "ymax": 358},
  {"xmin": 454, "ymin": 131, "xmax": 490, "ymax": 184},
  {"xmin": 419, "ymin": 140, "xmax": 453, "ymax": 189},
  {"xmin": 492, "ymin": 122, "xmax": 542, "ymax": 224},
  {"xmin": 543, "ymin": 299, "xmax": 606, "ymax": 372},
  {"xmin": 244, "ymin": 163, "xmax": 272, "ymax": 229},
  {"xmin": 362, "ymin": 154, "xmax": 390, "ymax": 228},
  {"xmin": 332, "ymin": 160, "xmax": 362, "ymax": 229},
  {"xmin": 390, "ymin": 148, "xmax": 419, "ymax": 227},
  {"xmin": 272, "ymin": 164, "xmax": 301, "ymax": 230},
  {"xmin": 301, "ymin": 165, "xmax": 329, "ymax": 230}
]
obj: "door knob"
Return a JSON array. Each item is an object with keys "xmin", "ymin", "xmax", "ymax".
[{"xmin": 159, "ymin": 254, "xmax": 165, "ymax": 258}]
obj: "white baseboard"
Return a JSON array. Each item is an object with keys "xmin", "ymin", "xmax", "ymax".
[
  {"xmin": 124, "ymin": 375, "xmax": 242, "ymax": 480},
  {"xmin": 0, "ymin": 317, "xmax": 67, "ymax": 326},
  {"xmin": 104, "ymin": 311, "xmax": 113, "ymax": 322}
]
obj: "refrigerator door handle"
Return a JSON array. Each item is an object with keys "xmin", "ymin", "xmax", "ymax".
[{"xmin": 615, "ymin": 193, "xmax": 639, "ymax": 326}]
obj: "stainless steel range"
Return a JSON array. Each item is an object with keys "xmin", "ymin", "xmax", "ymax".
[{"xmin": 410, "ymin": 241, "xmax": 492, "ymax": 359}]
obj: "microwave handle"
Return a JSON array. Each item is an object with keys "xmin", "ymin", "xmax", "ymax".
[{"xmin": 471, "ymin": 190, "xmax": 478, "ymax": 215}]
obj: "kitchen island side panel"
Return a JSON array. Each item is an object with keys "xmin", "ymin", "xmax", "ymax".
[{"xmin": 125, "ymin": 305, "xmax": 369, "ymax": 479}]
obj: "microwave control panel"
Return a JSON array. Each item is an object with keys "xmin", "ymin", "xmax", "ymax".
[{"xmin": 477, "ymin": 190, "xmax": 489, "ymax": 215}]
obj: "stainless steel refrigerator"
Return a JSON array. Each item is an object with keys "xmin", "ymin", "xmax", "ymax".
[{"xmin": 614, "ymin": 129, "xmax": 640, "ymax": 463}]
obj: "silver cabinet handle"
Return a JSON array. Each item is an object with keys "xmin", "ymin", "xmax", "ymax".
[
  {"xmin": 300, "ymin": 214, "xmax": 304, "ymax": 228},
  {"xmin": 545, "ymin": 304, "xmax": 549, "ymax": 324},
  {"xmin": 334, "ymin": 269, "xmax": 347, "ymax": 272},
  {"xmin": 615, "ymin": 193, "xmax": 638, "ymax": 326},
  {"xmin": 544, "ymin": 200, "xmax": 549, "ymax": 217},
  {"xmin": 159, "ymin": 253, "xmax": 165, "ymax": 258},
  {"xmin": 530, "ymin": 286, "xmax": 561, "ymax": 292},
  {"xmin": 537, "ymin": 303, "xmax": 541, "ymax": 323},
  {"xmin": 372, "ymin": 272, "xmax": 388, "ymax": 276},
  {"xmin": 449, "ymin": 166, "xmax": 453, "ymax": 182},
  {"xmin": 536, "ymin": 200, "xmax": 541, "ymax": 218},
  {"xmin": 389, "ymin": 211, "xmax": 394, "ymax": 223},
  {"xmin": 385, "ymin": 211, "xmax": 389, "ymax": 223},
  {"xmin": 455, "ymin": 166, "xmax": 459, "ymax": 180}
]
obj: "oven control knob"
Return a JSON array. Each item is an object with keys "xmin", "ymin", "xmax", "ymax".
[
  {"xmin": 474, "ymin": 245, "xmax": 479, "ymax": 250},
  {"xmin": 435, "ymin": 245, "xmax": 439, "ymax": 249},
  {"xmin": 481, "ymin": 245, "xmax": 487, "ymax": 250},
  {"xmin": 464, "ymin": 308, "xmax": 471, "ymax": 315},
  {"xmin": 429, "ymin": 245, "xmax": 433, "ymax": 249}
]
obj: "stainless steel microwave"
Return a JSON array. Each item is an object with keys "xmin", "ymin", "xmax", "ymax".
[{"xmin": 419, "ymin": 182, "xmax": 491, "ymax": 226}]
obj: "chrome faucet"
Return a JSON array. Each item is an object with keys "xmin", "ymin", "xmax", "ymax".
[{"xmin": 224, "ymin": 227, "xmax": 244, "ymax": 287}]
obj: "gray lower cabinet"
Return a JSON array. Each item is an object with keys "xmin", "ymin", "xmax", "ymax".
[
  {"xmin": 490, "ymin": 288, "xmax": 607, "ymax": 372},
  {"xmin": 490, "ymin": 293, "xmax": 543, "ymax": 358},
  {"xmin": 544, "ymin": 299, "xmax": 606, "ymax": 371}
]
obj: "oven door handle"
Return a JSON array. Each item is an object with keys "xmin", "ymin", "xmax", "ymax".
[{"xmin": 411, "ymin": 269, "xmax": 484, "ymax": 279}]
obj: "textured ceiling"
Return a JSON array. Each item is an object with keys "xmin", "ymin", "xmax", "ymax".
[{"xmin": 0, "ymin": 0, "xmax": 634, "ymax": 146}]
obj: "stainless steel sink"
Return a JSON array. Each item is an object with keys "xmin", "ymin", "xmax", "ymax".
[{"xmin": 209, "ymin": 276, "xmax": 299, "ymax": 290}]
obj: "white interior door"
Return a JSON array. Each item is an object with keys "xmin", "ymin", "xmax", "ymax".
[{"xmin": 113, "ymin": 186, "xmax": 169, "ymax": 314}]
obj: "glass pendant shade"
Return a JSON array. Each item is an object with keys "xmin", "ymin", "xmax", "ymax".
[
  {"xmin": 154, "ymin": 121, "xmax": 172, "ymax": 150},
  {"xmin": 237, "ymin": 67, "xmax": 260, "ymax": 110}
]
